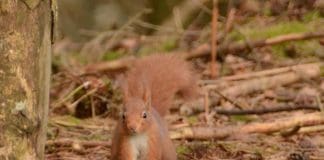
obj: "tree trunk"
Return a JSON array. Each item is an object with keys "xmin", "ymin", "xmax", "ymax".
[{"xmin": 0, "ymin": 0, "xmax": 51, "ymax": 159}]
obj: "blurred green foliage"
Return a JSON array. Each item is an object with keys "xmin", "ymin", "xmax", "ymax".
[
  {"xmin": 102, "ymin": 51, "xmax": 124, "ymax": 61},
  {"xmin": 228, "ymin": 12, "xmax": 322, "ymax": 58}
]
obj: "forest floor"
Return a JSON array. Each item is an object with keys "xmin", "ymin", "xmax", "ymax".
[{"xmin": 46, "ymin": 3, "xmax": 324, "ymax": 160}]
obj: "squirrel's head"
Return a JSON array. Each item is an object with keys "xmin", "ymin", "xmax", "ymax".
[
  {"xmin": 121, "ymin": 97, "xmax": 151, "ymax": 135},
  {"xmin": 119, "ymin": 76, "xmax": 152, "ymax": 135}
]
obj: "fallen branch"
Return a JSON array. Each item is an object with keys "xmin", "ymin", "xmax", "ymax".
[
  {"xmin": 200, "ymin": 62, "xmax": 322, "ymax": 91},
  {"xmin": 184, "ymin": 63, "xmax": 322, "ymax": 116},
  {"xmin": 210, "ymin": 0, "xmax": 219, "ymax": 78},
  {"xmin": 185, "ymin": 31, "xmax": 324, "ymax": 59},
  {"xmin": 299, "ymin": 125, "xmax": 324, "ymax": 133},
  {"xmin": 170, "ymin": 112, "xmax": 324, "ymax": 140},
  {"xmin": 217, "ymin": 62, "xmax": 316, "ymax": 82},
  {"xmin": 215, "ymin": 104, "xmax": 319, "ymax": 115},
  {"xmin": 67, "ymin": 88, "xmax": 97, "ymax": 115},
  {"xmin": 217, "ymin": 62, "xmax": 323, "ymax": 97},
  {"xmin": 213, "ymin": 89, "xmax": 245, "ymax": 109},
  {"xmin": 46, "ymin": 139, "xmax": 111, "ymax": 148},
  {"xmin": 49, "ymin": 119, "xmax": 112, "ymax": 131},
  {"xmin": 52, "ymin": 82, "xmax": 91, "ymax": 108}
]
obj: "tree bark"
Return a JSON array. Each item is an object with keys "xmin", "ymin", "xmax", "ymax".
[{"xmin": 0, "ymin": 0, "xmax": 51, "ymax": 159}]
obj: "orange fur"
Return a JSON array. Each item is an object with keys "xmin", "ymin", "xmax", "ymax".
[
  {"xmin": 122, "ymin": 54, "xmax": 198, "ymax": 116},
  {"xmin": 111, "ymin": 54, "xmax": 198, "ymax": 160}
]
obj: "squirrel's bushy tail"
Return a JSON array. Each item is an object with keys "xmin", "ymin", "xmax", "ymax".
[{"xmin": 122, "ymin": 54, "xmax": 198, "ymax": 116}]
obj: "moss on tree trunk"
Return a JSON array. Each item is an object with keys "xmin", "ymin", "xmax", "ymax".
[{"xmin": 0, "ymin": 0, "xmax": 51, "ymax": 159}]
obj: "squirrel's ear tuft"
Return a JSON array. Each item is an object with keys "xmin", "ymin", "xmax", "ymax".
[
  {"xmin": 117, "ymin": 74, "xmax": 129, "ymax": 102},
  {"xmin": 142, "ymin": 81, "xmax": 151, "ymax": 109}
]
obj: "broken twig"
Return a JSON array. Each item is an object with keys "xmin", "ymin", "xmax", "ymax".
[
  {"xmin": 46, "ymin": 139, "xmax": 111, "ymax": 148},
  {"xmin": 219, "ymin": 63, "xmax": 323, "ymax": 97},
  {"xmin": 210, "ymin": 0, "xmax": 218, "ymax": 78},
  {"xmin": 185, "ymin": 31, "xmax": 324, "ymax": 59},
  {"xmin": 215, "ymin": 104, "xmax": 319, "ymax": 115},
  {"xmin": 170, "ymin": 112, "xmax": 324, "ymax": 140}
]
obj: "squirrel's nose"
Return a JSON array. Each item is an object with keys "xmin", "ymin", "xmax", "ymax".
[{"xmin": 127, "ymin": 125, "xmax": 136, "ymax": 133}]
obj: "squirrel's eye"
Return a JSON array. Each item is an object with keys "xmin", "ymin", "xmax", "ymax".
[
  {"xmin": 122, "ymin": 113, "xmax": 126, "ymax": 119},
  {"xmin": 142, "ymin": 112, "xmax": 147, "ymax": 119}
]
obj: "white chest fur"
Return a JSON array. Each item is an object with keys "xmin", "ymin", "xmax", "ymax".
[{"xmin": 129, "ymin": 134, "xmax": 148, "ymax": 160}]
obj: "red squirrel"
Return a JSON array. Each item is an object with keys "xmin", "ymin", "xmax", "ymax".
[{"xmin": 111, "ymin": 54, "xmax": 198, "ymax": 160}]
